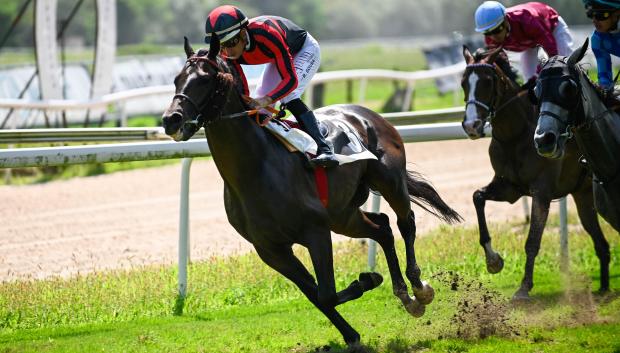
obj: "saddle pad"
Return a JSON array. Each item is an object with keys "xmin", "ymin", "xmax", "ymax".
[{"xmin": 264, "ymin": 117, "xmax": 378, "ymax": 165}]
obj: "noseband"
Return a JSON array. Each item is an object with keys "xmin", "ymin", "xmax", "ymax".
[{"xmin": 174, "ymin": 56, "xmax": 223, "ymax": 128}]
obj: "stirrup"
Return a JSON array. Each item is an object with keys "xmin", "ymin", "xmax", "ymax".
[{"xmin": 311, "ymin": 152, "xmax": 339, "ymax": 168}]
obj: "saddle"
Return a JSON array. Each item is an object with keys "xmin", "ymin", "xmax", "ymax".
[{"xmin": 263, "ymin": 115, "xmax": 377, "ymax": 165}]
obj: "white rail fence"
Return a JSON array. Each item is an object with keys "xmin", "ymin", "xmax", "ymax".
[
  {"xmin": 0, "ymin": 62, "xmax": 466, "ymax": 127},
  {"xmin": 0, "ymin": 119, "xmax": 568, "ymax": 298},
  {"xmin": 0, "ymin": 62, "xmax": 570, "ymax": 297}
]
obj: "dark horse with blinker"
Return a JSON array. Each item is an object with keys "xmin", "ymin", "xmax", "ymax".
[
  {"xmin": 461, "ymin": 46, "xmax": 611, "ymax": 299},
  {"xmin": 534, "ymin": 38, "xmax": 620, "ymax": 234},
  {"xmin": 161, "ymin": 36, "xmax": 462, "ymax": 345}
]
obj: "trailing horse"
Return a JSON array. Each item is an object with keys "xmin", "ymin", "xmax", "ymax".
[
  {"xmin": 461, "ymin": 46, "xmax": 611, "ymax": 299},
  {"xmin": 161, "ymin": 37, "xmax": 462, "ymax": 345},
  {"xmin": 534, "ymin": 38, "xmax": 620, "ymax": 233}
]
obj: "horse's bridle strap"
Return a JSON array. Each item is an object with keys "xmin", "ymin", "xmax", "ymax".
[{"xmin": 465, "ymin": 62, "xmax": 525, "ymax": 120}]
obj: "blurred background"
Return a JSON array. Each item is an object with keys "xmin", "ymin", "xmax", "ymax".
[{"xmin": 0, "ymin": 0, "xmax": 601, "ymax": 181}]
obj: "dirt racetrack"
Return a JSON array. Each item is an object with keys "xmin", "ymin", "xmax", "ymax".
[{"xmin": 0, "ymin": 138, "xmax": 574, "ymax": 281}]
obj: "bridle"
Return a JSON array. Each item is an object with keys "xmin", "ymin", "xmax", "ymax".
[
  {"xmin": 536, "ymin": 63, "xmax": 585, "ymax": 139},
  {"xmin": 174, "ymin": 55, "xmax": 282, "ymax": 131},
  {"xmin": 465, "ymin": 62, "xmax": 527, "ymax": 124}
]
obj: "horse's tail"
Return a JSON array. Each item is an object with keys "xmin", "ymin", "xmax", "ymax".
[{"xmin": 406, "ymin": 169, "xmax": 463, "ymax": 224}]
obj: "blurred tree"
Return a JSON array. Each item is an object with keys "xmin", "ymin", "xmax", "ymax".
[
  {"xmin": 0, "ymin": 0, "xmax": 597, "ymax": 48},
  {"xmin": 0, "ymin": 0, "xmax": 34, "ymax": 47}
]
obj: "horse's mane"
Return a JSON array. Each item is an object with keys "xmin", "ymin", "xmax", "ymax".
[
  {"xmin": 194, "ymin": 48, "xmax": 253, "ymax": 111},
  {"xmin": 473, "ymin": 48, "xmax": 519, "ymax": 83}
]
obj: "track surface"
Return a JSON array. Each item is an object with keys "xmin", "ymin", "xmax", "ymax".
[{"xmin": 1, "ymin": 139, "xmax": 561, "ymax": 281}]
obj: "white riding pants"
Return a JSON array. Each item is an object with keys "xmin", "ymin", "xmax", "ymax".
[
  {"xmin": 253, "ymin": 33, "xmax": 321, "ymax": 105},
  {"xmin": 520, "ymin": 16, "xmax": 574, "ymax": 80}
]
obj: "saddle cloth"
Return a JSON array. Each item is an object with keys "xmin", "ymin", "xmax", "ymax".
[{"xmin": 263, "ymin": 116, "xmax": 378, "ymax": 165}]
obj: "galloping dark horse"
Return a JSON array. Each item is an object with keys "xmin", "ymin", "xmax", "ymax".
[
  {"xmin": 161, "ymin": 37, "xmax": 462, "ymax": 344},
  {"xmin": 461, "ymin": 46, "xmax": 611, "ymax": 299},
  {"xmin": 534, "ymin": 39, "xmax": 620, "ymax": 233}
]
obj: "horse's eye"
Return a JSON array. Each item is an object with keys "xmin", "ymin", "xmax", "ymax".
[{"xmin": 558, "ymin": 80, "xmax": 577, "ymax": 99}]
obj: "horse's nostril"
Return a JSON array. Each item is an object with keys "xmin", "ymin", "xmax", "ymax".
[
  {"xmin": 472, "ymin": 120, "xmax": 482, "ymax": 130},
  {"xmin": 162, "ymin": 112, "xmax": 183, "ymax": 135},
  {"xmin": 535, "ymin": 131, "xmax": 557, "ymax": 148}
]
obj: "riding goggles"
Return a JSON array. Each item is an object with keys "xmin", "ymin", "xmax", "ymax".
[
  {"xmin": 483, "ymin": 23, "xmax": 504, "ymax": 36},
  {"xmin": 586, "ymin": 9, "xmax": 613, "ymax": 21},
  {"xmin": 221, "ymin": 34, "xmax": 241, "ymax": 48}
]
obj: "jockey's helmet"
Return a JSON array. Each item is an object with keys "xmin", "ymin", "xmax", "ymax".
[
  {"xmin": 205, "ymin": 5, "xmax": 248, "ymax": 44},
  {"xmin": 582, "ymin": 0, "xmax": 620, "ymax": 9},
  {"xmin": 474, "ymin": 1, "xmax": 506, "ymax": 33}
]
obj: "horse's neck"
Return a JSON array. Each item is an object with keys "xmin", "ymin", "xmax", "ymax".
[
  {"xmin": 577, "ymin": 75, "xmax": 620, "ymax": 181},
  {"xmin": 205, "ymin": 88, "xmax": 271, "ymax": 183},
  {"xmin": 491, "ymin": 83, "xmax": 532, "ymax": 142}
]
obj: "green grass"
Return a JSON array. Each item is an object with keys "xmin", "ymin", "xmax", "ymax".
[{"xmin": 0, "ymin": 214, "xmax": 618, "ymax": 352}]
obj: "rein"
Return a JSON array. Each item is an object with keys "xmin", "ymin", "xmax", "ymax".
[
  {"xmin": 178, "ymin": 55, "xmax": 283, "ymax": 129},
  {"xmin": 465, "ymin": 63, "xmax": 526, "ymax": 123}
]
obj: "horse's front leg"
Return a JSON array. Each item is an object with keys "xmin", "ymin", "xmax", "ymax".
[
  {"xmin": 513, "ymin": 195, "xmax": 551, "ymax": 300},
  {"xmin": 473, "ymin": 177, "xmax": 522, "ymax": 274},
  {"xmin": 253, "ymin": 243, "xmax": 361, "ymax": 345}
]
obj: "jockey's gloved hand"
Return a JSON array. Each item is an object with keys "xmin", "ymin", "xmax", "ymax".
[
  {"xmin": 521, "ymin": 76, "xmax": 537, "ymax": 91},
  {"xmin": 250, "ymin": 96, "xmax": 273, "ymax": 109}
]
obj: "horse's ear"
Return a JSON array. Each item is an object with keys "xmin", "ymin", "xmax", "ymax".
[
  {"xmin": 184, "ymin": 36, "xmax": 195, "ymax": 58},
  {"xmin": 208, "ymin": 33, "xmax": 220, "ymax": 61},
  {"xmin": 486, "ymin": 46, "xmax": 503, "ymax": 64},
  {"xmin": 462, "ymin": 45, "xmax": 474, "ymax": 64},
  {"xmin": 567, "ymin": 38, "xmax": 589, "ymax": 67}
]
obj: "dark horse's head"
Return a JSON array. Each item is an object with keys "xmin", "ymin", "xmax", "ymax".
[
  {"xmin": 162, "ymin": 36, "xmax": 234, "ymax": 141},
  {"xmin": 460, "ymin": 46, "xmax": 518, "ymax": 139},
  {"xmin": 533, "ymin": 39, "xmax": 590, "ymax": 159}
]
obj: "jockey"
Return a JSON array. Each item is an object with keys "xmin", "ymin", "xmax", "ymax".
[
  {"xmin": 204, "ymin": 5, "xmax": 338, "ymax": 168},
  {"xmin": 474, "ymin": 1, "xmax": 574, "ymax": 82},
  {"xmin": 583, "ymin": 0, "xmax": 620, "ymax": 91}
]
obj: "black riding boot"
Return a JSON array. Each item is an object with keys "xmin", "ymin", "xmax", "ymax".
[{"xmin": 297, "ymin": 110, "xmax": 339, "ymax": 168}]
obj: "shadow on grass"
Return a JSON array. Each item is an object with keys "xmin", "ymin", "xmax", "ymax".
[
  {"xmin": 0, "ymin": 326, "xmax": 116, "ymax": 344},
  {"xmin": 509, "ymin": 289, "xmax": 620, "ymax": 310},
  {"xmin": 300, "ymin": 338, "xmax": 439, "ymax": 353},
  {"xmin": 173, "ymin": 294, "xmax": 185, "ymax": 316},
  {"xmin": 301, "ymin": 340, "xmax": 377, "ymax": 353}
]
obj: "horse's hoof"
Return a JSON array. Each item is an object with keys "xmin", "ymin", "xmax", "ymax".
[
  {"xmin": 486, "ymin": 253, "xmax": 504, "ymax": 274},
  {"xmin": 344, "ymin": 332, "xmax": 361, "ymax": 346},
  {"xmin": 405, "ymin": 298, "xmax": 425, "ymax": 317},
  {"xmin": 511, "ymin": 288, "xmax": 531, "ymax": 302},
  {"xmin": 412, "ymin": 281, "xmax": 435, "ymax": 305},
  {"xmin": 359, "ymin": 272, "xmax": 383, "ymax": 292}
]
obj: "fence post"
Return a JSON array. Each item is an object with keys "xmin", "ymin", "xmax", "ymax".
[
  {"xmin": 178, "ymin": 157, "xmax": 193, "ymax": 298},
  {"xmin": 521, "ymin": 197, "xmax": 530, "ymax": 223},
  {"xmin": 367, "ymin": 192, "xmax": 381, "ymax": 271},
  {"xmin": 305, "ymin": 83, "xmax": 314, "ymax": 109},
  {"xmin": 358, "ymin": 78, "xmax": 368, "ymax": 104},
  {"xmin": 559, "ymin": 197, "xmax": 569, "ymax": 272}
]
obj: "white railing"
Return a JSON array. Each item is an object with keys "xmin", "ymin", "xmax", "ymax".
[
  {"xmin": 0, "ymin": 63, "xmax": 466, "ymax": 127},
  {"xmin": 0, "ymin": 107, "xmax": 466, "ymax": 144},
  {"xmin": 0, "ymin": 119, "xmax": 568, "ymax": 298}
]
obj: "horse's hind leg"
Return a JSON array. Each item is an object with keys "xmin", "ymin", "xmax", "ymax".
[
  {"xmin": 333, "ymin": 209, "xmax": 426, "ymax": 317},
  {"xmin": 253, "ymin": 244, "xmax": 360, "ymax": 345},
  {"xmin": 473, "ymin": 177, "xmax": 522, "ymax": 274},
  {"xmin": 573, "ymin": 188, "xmax": 610, "ymax": 292}
]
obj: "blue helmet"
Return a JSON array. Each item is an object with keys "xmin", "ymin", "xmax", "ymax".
[{"xmin": 475, "ymin": 1, "xmax": 507, "ymax": 33}]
